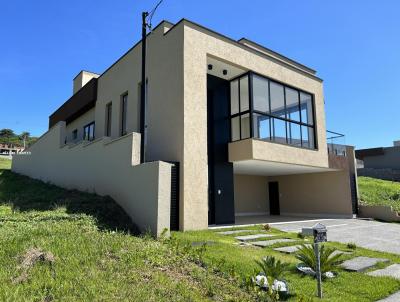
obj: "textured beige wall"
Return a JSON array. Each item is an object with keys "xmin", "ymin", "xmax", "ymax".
[
  {"xmin": 65, "ymin": 108, "xmax": 95, "ymax": 143},
  {"xmin": 12, "ymin": 122, "xmax": 172, "ymax": 236},
  {"xmin": 93, "ymin": 21, "xmax": 186, "ymax": 228},
  {"xmin": 270, "ymin": 171, "xmax": 353, "ymax": 217},
  {"xmin": 234, "ymin": 174, "xmax": 269, "ymax": 214},
  {"xmin": 182, "ymin": 20, "xmax": 328, "ymax": 229},
  {"xmin": 229, "ymin": 138, "xmax": 329, "ymax": 168}
]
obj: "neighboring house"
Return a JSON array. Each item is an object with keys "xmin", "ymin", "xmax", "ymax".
[
  {"xmin": 0, "ymin": 144, "xmax": 24, "ymax": 155},
  {"xmin": 12, "ymin": 19, "xmax": 358, "ymax": 235},
  {"xmin": 356, "ymin": 141, "xmax": 400, "ymax": 181}
]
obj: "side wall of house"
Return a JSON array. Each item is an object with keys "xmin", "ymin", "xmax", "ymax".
[
  {"xmin": 12, "ymin": 122, "xmax": 172, "ymax": 236},
  {"xmin": 363, "ymin": 147, "xmax": 400, "ymax": 170},
  {"xmin": 234, "ymin": 174, "xmax": 269, "ymax": 215},
  {"xmin": 270, "ymin": 171, "xmax": 353, "ymax": 217}
]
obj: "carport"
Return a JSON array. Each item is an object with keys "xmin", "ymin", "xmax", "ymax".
[{"xmin": 233, "ymin": 159, "xmax": 354, "ymax": 220}]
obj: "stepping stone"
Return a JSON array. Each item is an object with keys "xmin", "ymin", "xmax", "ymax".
[
  {"xmin": 367, "ymin": 264, "xmax": 400, "ymax": 280},
  {"xmin": 376, "ymin": 291, "xmax": 400, "ymax": 302},
  {"xmin": 340, "ymin": 257, "xmax": 389, "ymax": 272},
  {"xmin": 273, "ymin": 245, "xmax": 302, "ymax": 254},
  {"xmin": 251, "ymin": 239, "xmax": 296, "ymax": 247},
  {"xmin": 217, "ymin": 230, "xmax": 254, "ymax": 235},
  {"xmin": 235, "ymin": 234, "xmax": 275, "ymax": 242}
]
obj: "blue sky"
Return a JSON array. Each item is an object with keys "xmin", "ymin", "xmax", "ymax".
[{"xmin": 0, "ymin": 0, "xmax": 399, "ymax": 148}]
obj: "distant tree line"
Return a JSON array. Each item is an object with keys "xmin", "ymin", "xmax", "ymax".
[{"xmin": 0, "ymin": 129, "xmax": 38, "ymax": 148}]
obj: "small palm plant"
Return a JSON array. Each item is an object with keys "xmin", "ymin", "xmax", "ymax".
[
  {"xmin": 295, "ymin": 244, "xmax": 343, "ymax": 276},
  {"xmin": 255, "ymin": 256, "xmax": 290, "ymax": 280}
]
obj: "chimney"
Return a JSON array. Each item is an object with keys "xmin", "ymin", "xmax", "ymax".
[
  {"xmin": 394, "ymin": 140, "xmax": 400, "ymax": 147},
  {"xmin": 73, "ymin": 70, "xmax": 99, "ymax": 94}
]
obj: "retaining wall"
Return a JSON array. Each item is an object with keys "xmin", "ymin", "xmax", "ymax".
[{"xmin": 12, "ymin": 122, "xmax": 172, "ymax": 236}]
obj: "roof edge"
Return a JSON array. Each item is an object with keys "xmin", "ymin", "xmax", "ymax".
[
  {"xmin": 170, "ymin": 18, "xmax": 322, "ymax": 82},
  {"xmin": 238, "ymin": 38, "xmax": 317, "ymax": 75}
]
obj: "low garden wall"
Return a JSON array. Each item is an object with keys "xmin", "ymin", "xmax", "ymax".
[
  {"xmin": 12, "ymin": 121, "xmax": 172, "ymax": 236},
  {"xmin": 358, "ymin": 168, "xmax": 400, "ymax": 182},
  {"xmin": 359, "ymin": 204, "xmax": 400, "ymax": 222}
]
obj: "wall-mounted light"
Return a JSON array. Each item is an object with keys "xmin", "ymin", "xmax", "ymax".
[
  {"xmin": 208, "ymin": 64, "xmax": 213, "ymax": 70},
  {"xmin": 222, "ymin": 69, "xmax": 228, "ymax": 75}
]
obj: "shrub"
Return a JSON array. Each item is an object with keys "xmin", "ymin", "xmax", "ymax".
[
  {"xmin": 295, "ymin": 244, "xmax": 343, "ymax": 276},
  {"xmin": 263, "ymin": 224, "xmax": 271, "ymax": 232},
  {"xmin": 255, "ymin": 256, "xmax": 290, "ymax": 280},
  {"xmin": 347, "ymin": 242, "xmax": 357, "ymax": 250}
]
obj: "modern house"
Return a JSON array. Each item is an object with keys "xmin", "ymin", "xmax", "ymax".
[
  {"xmin": 12, "ymin": 19, "xmax": 358, "ymax": 235},
  {"xmin": 356, "ymin": 141, "xmax": 400, "ymax": 181}
]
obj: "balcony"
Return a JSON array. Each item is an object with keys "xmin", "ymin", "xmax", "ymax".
[{"xmin": 327, "ymin": 130, "xmax": 349, "ymax": 170}]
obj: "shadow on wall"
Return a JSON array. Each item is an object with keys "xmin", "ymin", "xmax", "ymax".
[{"xmin": 0, "ymin": 170, "xmax": 139, "ymax": 234}]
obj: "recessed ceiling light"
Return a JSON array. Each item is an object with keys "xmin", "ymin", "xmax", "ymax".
[{"xmin": 223, "ymin": 69, "xmax": 228, "ymax": 75}]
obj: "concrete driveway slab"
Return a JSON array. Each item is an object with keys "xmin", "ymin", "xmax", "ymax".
[
  {"xmin": 377, "ymin": 291, "xmax": 400, "ymax": 302},
  {"xmin": 272, "ymin": 218, "xmax": 400, "ymax": 255}
]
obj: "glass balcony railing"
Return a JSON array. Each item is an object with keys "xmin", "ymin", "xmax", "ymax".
[{"xmin": 327, "ymin": 130, "xmax": 346, "ymax": 156}]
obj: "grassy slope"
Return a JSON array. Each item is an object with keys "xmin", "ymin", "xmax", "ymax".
[
  {"xmin": 174, "ymin": 229, "xmax": 400, "ymax": 302},
  {"xmin": 358, "ymin": 176, "xmax": 400, "ymax": 211},
  {"xmin": 0, "ymin": 159, "xmax": 252, "ymax": 302}
]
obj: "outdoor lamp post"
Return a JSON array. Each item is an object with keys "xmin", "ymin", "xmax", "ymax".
[{"xmin": 312, "ymin": 223, "xmax": 327, "ymax": 298}]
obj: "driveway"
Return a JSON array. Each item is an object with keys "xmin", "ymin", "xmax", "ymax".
[{"xmin": 271, "ymin": 218, "xmax": 400, "ymax": 255}]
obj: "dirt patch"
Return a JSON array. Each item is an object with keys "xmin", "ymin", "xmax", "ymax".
[{"xmin": 12, "ymin": 248, "xmax": 55, "ymax": 284}]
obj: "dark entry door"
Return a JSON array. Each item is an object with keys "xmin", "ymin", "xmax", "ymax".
[
  {"xmin": 269, "ymin": 182, "xmax": 280, "ymax": 215},
  {"xmin": 207, "ymin": 74, "xmax": 235, "ymax": 225}
]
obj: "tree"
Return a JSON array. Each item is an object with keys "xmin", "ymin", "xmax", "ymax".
[
  {"xmin": 0, "ymin": 129, "xmax": 15, "ymax": 145},
  {"xmin": 19, "ymin": 131, "xmax": 30, "ymax": 149}
]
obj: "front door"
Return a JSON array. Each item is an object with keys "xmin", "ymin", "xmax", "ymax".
[
  {"xmin": 269, "ymin": 181, "xmax": 280, "ymax": 215},
  {"xmin": 207, "ymin": 74, "xmax": 235, "ymax": 225}
]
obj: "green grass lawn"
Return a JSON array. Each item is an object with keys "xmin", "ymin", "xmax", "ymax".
[
  {"xmin": 1, "ymin": 158, "xmax": 400, "ymax": 301},
  {"xmin": 0, "ymin": 157, "xmax": 11, "ymax": 170},
  {"xmin": 358, "ymin": 176, "xmax": 400, "ymax": 211},
  {"xmin": 0, "ymin": 160, "xmax": 253, "ymax": 301}
]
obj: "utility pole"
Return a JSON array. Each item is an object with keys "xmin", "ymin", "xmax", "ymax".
[
  {"xmin": 140, "ymin": 11, "xmax": 148, "ymax": 164},
  {"xmin": 139, "ymin": 0, "xmax": 164, "ymax": 164}
]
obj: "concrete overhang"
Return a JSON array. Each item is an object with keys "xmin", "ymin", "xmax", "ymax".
[
  {"xmin": 233, "ymin": 159, "xmax": 336, "ymax": 176},
  {"xmin": 229, "ymin": 138, "xmax": 330, "ymax": 170}
]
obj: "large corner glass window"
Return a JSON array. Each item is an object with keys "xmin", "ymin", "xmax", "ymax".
[
  {"xmin": 229, "ymin": 72, "xmax": 316, "ymax": 149},
  {"xmin": 230, "ymin": 75, "xmax": 251, "ymax": 141}
]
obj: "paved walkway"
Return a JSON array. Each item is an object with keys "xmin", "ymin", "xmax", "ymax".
[{"xmin": 271, "ymin": 218, "xmax": 400, "ymax": 255}]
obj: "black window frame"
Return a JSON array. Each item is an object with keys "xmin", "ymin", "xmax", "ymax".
[
  {"xmin": 83, "ymin": 121, "xmax": 95, "ymax": 141},
  {"xmin": 105, "ymin": 102, "xmax": 112, "ymax": 137},
  {"xmin": 120, "ymin": 93, "xmax": 128, "ymax": 136},
  {"xmin": 229, "ymin": 71, "xmax": 318, "ymax": 150}
]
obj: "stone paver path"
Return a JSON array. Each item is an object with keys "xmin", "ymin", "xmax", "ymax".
[
  {"xmin": 273, "ymin": 245, "xmax": 303, "ymax": 254},
  {"xmin": 217, "ymin": 230, "xmax": 254, "ymax": 235},
  {"xmin": 250, "ymin": 239, "xmax": 295, "ymax": 247},
  {"xmin": 235, "ymin": 234, "xmax": 275, "ymax": 242},
  {"xmin": 368, "ymin": 264, "xmax": 400, "ymax": 280},
  {"xmin": 376, "ymin": 291, "xmax": 400, "ymax": 302},
  {"xmin": 340, "ymin": 256, "xmax": 389, "ymax": 272}
]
